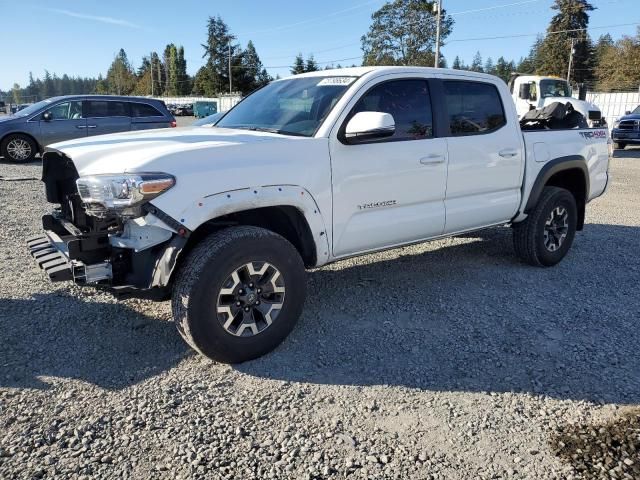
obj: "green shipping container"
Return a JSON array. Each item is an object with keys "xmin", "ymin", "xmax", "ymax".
[{"xmin": 193, "ymin": 101, "xmax": 217, "ymax": 118}]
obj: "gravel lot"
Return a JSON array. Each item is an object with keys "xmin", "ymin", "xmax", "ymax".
[{"xmin": 1, "ymin": 149, "xmax": 639, "ymax": 479}]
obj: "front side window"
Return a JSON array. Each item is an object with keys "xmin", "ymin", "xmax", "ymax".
[
  {"xmin": 47, "ymin": 101, "xmax": 83, "ymax": 120},
  {"xmin": 351, "ymin": 79, "xmax": 434, "ymax": 141},
  {"xmin": 444, "ymin": 81, "xmax": 506, "ymax": 136},
  {"xmin": 217, "ymin": 76, "xmax": 357, "ymax": 137}
]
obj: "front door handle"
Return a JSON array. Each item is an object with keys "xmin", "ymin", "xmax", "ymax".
[
  {"xmin": 499, "ymin": 149, "xmax": 519, "ymax": 158},
  {"xmin": 420, "ymin": 154, "xmax": 446, "ymax": 165},
  {"xmin": 87, "ymin": 125, "xmax": 97, "ymax": 129},
  {"xmin": 76, "ymin": 125, "xmax": 87, "ymax": 129}
]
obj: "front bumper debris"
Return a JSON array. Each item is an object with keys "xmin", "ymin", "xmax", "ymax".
[
  {"xmin": 27, "ymin": 230, "xmax": 112, "ymax": 284},
  {"xmin": 27, "ymin": 233, "xmax": 74, "ymax": 282}
]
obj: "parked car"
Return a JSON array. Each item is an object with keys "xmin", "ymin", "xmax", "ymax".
[
  {"xmin": 175, "ymin": 104, "xmax": 194, "ymax": 116},
  {"xmin": 611, "ymin": 105, "xmax": 640, "ymax": 149},
  {"xmin": 0, "ymin": 95, "xmax": 176, "ymax": 162},
  {"xmin": 28, "ymin": 67, "xmax": 609, "ymax": 363},
  {"xmin": 192, "ymin": 111, "xmax": 224, "ymax": 126},
  {"xmin": 193, "ymin": 101, "xmax": 217, "ymax": 118}
]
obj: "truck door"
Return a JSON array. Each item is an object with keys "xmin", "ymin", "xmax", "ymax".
[
  {"xmin": 442, "ymin": 80, "xmax": 523, "ymax": 233},
  {"xmin": 329, "ymin": 77, "xmax": 448, "ymax": 257}
]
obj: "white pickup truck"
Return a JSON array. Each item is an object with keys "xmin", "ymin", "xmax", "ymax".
[
  {"xmin": 29, "ymin": 67, "xmax": 610, "ymax": 363},
  {"xmin": 509, "ymin": 74, "xmax": 605, "ymax": 127}
]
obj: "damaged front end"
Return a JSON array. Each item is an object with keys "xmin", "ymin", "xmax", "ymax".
[{"xmin": 28, "ymin": 150, "xmax": 188, "ymax": 299}]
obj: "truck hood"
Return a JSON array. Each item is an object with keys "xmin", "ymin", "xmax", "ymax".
[
  {"xmin": 49, "ymin": 126, "xmax": 301, "ymax": 176},
  {"xmin": 617, "ymin": 113, "xmax": 640, "ymax": 122}
]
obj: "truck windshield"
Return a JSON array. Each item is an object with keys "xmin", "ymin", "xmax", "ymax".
[
  {"xmin": 539, "ymin": 80, "xmax": 570, "ymax": 99},
  {"xmin": 633, "ymin": 106, "xmax": 640, "ymax": 114},
  {"xmin": 216, "ymin": 76, "xmax": 357, "ymax": 137}
]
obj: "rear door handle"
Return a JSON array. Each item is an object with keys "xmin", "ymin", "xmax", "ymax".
[
  {"xmin": 87, "ymin": 125, "xmax": 97, "ymax": 129},
  {"xmin": 76, "ymin": 125, "xmax": 87, "ymax": 129},
  {"xmin": 420, "ymin": 154, "xmax": 446, "ymax": 165},
  {"xmin": 499, "ymin": 149, "xmax": 519, "ymax": 158}
]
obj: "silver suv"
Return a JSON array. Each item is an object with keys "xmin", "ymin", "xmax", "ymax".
[{"xmin": 0, "ymin": 95, "xmax": 176, "ymax": 162}]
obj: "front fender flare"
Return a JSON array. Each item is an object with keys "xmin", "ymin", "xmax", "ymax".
[{"xmin": 180, "ymin": 184, "xmax": 331, "ymax": 266}]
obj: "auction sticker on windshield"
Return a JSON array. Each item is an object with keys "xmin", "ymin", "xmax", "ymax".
[{"xmin": 317, "ymin": 77, "xmax": 356, "ymax": 86}]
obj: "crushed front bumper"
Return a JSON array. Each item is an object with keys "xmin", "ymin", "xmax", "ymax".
[
  {"xmin": 27, "ymin": 221, "xmax": 113, "ymax": 285},
  {"xmin": 27, "ymin": 213, "xmax": 187, "ymax": 299}
]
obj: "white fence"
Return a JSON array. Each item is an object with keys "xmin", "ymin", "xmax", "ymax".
[
  {"xmin": 584, "ymin": 91, "xmax": 640, "ymax": 125},
  {"xmin": 151, "ymin": 94, "xmax": 243, "ymax": 112}
]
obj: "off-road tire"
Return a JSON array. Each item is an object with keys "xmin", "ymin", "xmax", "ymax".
[
  {"xmin": 171, "ymin": 226, "xmax": 307, "ymax": 363},
  {"xmin": 1, "ymin": 134, "xmax": 38, "ymax": 163},
  {"xmin": 513, "ymin": 186, "xmax": 578, "ymax": 267}
]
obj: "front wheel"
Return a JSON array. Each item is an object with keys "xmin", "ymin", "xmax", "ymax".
[
  {"xmin": 513, "ymin": 186, "xmax": 578, "ymax": 267},
  {"xmin": 171, "ymin": 226, "xmax": 307, "ymax": 363},
  {"xmin": 1, "ymin": 134, "xmax": 38, "ymax": 163}
]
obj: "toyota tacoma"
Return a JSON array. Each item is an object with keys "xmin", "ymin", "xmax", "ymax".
[{"xmin": 28, "ymin": 67, "xmax": 610, "ymax": 363}]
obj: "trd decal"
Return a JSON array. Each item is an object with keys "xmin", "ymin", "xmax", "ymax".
[
  {"xmin": 357, "ymin": 200, "xmax": 397, "ymax": 210},
  {"xmin": 579, "ymin": 130, "xmax": 607, "ymax": 140}
]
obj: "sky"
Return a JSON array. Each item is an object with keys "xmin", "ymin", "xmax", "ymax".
[{"xmin": 1, "ymin": 0, "xmax": 638, "ymax": 91}]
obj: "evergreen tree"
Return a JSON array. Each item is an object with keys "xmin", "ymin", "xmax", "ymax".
[
  {"xmin": 291, "ymin": 54, "xmax": 306, "ymax": 75},
  {"xmin": 11, "ymin": 83, "xmax": 22, "ymax": 104},
  {"xmin": 484, "ymin": 57, "xmax": 495, "ymax": 75},
  {"xmin": 234, "ymin": 40, "xmax": 271, "ymax": 93},
  {"xmin": 192, "ymin": 66, "xmax": 215, "ymax": 96},
  {"xmin": 361, "ymin": 0, "xmax": 454, "ymax": 66},
  {"xmin": 305, "ymin": 55, "xmax": 319, "ymax": 72},
  {"xmin": 106, "ymin": 48, "xmax": 136, "ymax": 95},
  {"xmin": 595, "ymin": 29, "xmax": 640, "ymax": 91},
  {"xmin": 201, "ymin": 16, "xmax": 237, "ymax": 94},
  {"xmin": 470, "ymin": 51, "xmax": 484, "ymax": 72},
  {"xmin": 452, "ymin": 56, "xmax": 464, "ymax": 70},
  {"xmin": 537, "ymin": 0, "xmax": 595, "ymax": 83},
  {"xmin": 494, "ymin": 57, "xmax": 516, "ymax": 83}
]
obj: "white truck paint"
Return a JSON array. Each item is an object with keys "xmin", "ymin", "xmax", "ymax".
[
  {"xmin": 510, "ymin": 74, "xmax": 604, "ymax": 127},
  {"xmin": 32, "ymin": 66, "xmax": 610, "ymax": 362}
]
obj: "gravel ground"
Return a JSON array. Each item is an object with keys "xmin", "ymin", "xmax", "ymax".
[{"xmin": 1, "ymin": 149, "xmax": 639, "ymax": 479}]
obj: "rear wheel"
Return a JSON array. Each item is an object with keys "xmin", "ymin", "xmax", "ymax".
[
  {"xmin": 1, "ymin": 134, "xmax": 38, "ymax": 163},
  {"xmin": 513, "ymin": 186, "xmax": 578, "ymax": 267},
  {"xmin": 172, "ymin": 226, "xmax": 307, "ymax": 363},
  {"xmin": 614, "ymin": 142, "xmax": 626, "ymax": 150}
]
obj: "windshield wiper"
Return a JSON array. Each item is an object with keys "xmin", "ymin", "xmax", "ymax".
[{"xmin": 224, "ymin": 125, "xmax": 308, "ymax": 137}]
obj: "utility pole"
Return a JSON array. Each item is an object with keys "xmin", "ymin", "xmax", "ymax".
[
  {"xmin": 150, "ymin": 53, "xmax": 154, "ymax": 97},
  {"xmin": 434, "ymin": 0, "xmax": 443, "ymax": 68},
  {"xmin": 228, "ymin": 43, "xmax": 232, "ymax": 94},
  {"xmin": 566, "ymin": 38, "xmax": 576, "ymax": 84}
]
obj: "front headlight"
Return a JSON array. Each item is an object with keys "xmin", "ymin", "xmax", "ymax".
[
  {"xmin": 613, "ymin": 120, "xmax": 620, "ymax": 129},
  {"xmin": 76, "ymin": 173, "xmax": 175, "ymax": 217}
]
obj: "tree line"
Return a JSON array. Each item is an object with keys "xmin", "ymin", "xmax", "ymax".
[
  {"xmin": 360, "ymin": 0, "xmax": 640, "ymax": 91},
  {"xmin": 3, "ymin": 0, "xmax": 640, "ymax": 104}
]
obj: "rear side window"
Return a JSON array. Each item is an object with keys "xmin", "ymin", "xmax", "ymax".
[
  {"xmin": 85, "ymin": 101, "xmax": 130, "ymax": 118},
  {"xmin": 443, "ymin": 81, "xmax": 506, "ymax": 136},
  {"xmin": 351, "ymin": 79, "xmax": 434, "ymax": 141},
  {"xmin": 131, "ymin": 103, "xmax": 163, "ymax": 118}
]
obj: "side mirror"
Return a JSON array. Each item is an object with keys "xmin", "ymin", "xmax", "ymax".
[
  {"xmin": 43, "ymin": 111, "xmax": 52, "ymax": 121},
  {"xmin": 344, "ymin": 112, "xmax": 395, "ymax": 143},
  {"xmin": 625, "ymin": 111, "xmax": 631, "ymax": 115},
  {"xmin": 518, "ymin": 83, "xmax": 531, "ymax": 100}
]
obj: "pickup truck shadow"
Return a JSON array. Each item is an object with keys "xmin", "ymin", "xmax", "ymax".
[
  {"xmin": 238, "ymin": 224, "xmax": 640, "ymax": 405},
  {"xmin": 0, "ymin": 294, "xmax": 188, "ymax": 390}
]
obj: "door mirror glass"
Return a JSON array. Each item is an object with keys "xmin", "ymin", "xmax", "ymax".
[
  {"xmin": 345, "ymin": 112, "xmax": 395, "ymax": 143},
  {"xmin": 625, "ymin": 110, "xmax": 631, "ymax": 115},
  {"xmin": 42, "ymin": 111, "xmax": 52, "ymax": 121},
  {"xmin": 519, "ymin": 83, "xmax": 531, "ymax": 100}
]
